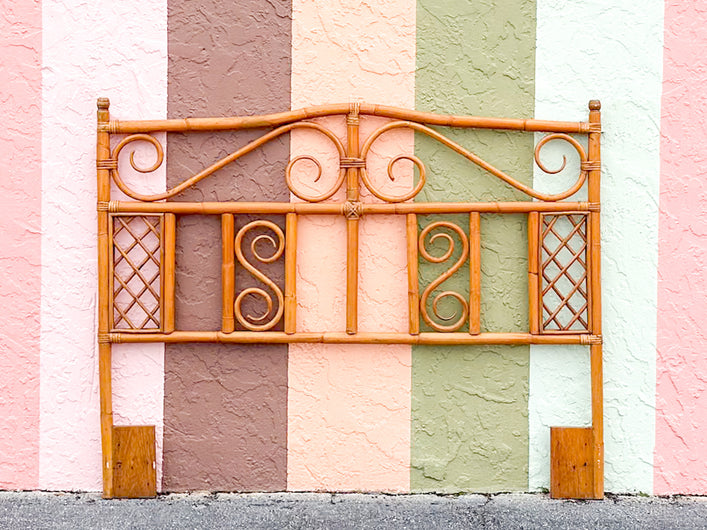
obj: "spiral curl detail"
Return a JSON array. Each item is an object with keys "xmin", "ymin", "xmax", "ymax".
[
  {"xmin": 234, "ymin": 220, "xmax": 285, "ymax": 331},
  {"xmin": 110, "ymin": 122, "xmax": 345, "ymax": 202},
  {"xmin": 360, "ymin": 122, "xmax": 589, "ymax": 202},
  {"xmin": 419, "ymin": 221, "xmax": 470, "ymax": 332},
  {"xmin": 532, "ymin": 133, "xmax": 589, "ymax": 200},
  {"xmin": 110, "ymin": 134, "xmax": 165, "ymax": 199}
]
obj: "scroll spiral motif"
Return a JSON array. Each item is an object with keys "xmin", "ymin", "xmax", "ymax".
[
  {"xmin": 419, "ymin": 221, "xmax": 470, "ymax": 332},
  {"xmin": 111, "ymin": 122, "xmax": 346, "ymax": 202},
  {"xmin": 234, "ymin": 220, "xmax": 285, "ymax": 331},
  {"xmin": 111, "ymin": 134, "xmax": 165, "ymax": 200},
  {"xmin": 360, "ymin": 121, "xmax": 589, "ymax": 202}
]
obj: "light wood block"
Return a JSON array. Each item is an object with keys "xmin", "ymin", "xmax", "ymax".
[
  {"xmin": 112, "ymin": 425, "xmax": 156, "ymax": 498},
  {"xmin": 550, "ymin": 426, "xmax": 596, "ymax": 499}
]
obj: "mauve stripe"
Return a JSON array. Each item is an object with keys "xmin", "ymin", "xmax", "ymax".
[{"xmin": 163, "ymin": 1, "xmax": 291, "ymax": 491}]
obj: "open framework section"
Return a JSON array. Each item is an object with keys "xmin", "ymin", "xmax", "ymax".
[{"xmin": 96, "ymin": 98, "xmax": 603, "ymax": 499}]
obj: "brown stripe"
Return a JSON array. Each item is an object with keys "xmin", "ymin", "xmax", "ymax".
[{"xmin": 163, "ymin": 1, "xmax": 291, "ymax": 491}]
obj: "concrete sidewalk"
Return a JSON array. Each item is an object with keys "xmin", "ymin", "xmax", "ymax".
[{"xmin": 1, "ymin": 491, "xmax": 706, "ymax": 529}]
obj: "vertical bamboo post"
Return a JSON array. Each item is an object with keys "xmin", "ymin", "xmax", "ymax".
[
  {"xmin": 407, "ymin": 213, "xmax": 419, "ymax": 335},
  {"xmin": 221, "ymin": 214, "xmax": 235, "ymax": 333},
  {"xmin": 285, "ymin": 213, "xmax": 298, "ymax": 334},
  {"xmin": 528, "ymin": 212, "xmax": 540, "ymax": 334},
  {"xmin": 469, "ymin": 212, "xmax": 481, "ymax": 334},
  {"xmin": 345, "ymin": 104, "xmax": 360, "ymax": 335},
  {"xmin": 162, "ymin": 213, "xmax": 176, "ymax": 333},
  {"xmin": 587, "ymin": 99, "xmax": 603, "ymax": 498},
  {"xmin": 96, "ymin": 98, "xmax": 114, "ymax": 498}
]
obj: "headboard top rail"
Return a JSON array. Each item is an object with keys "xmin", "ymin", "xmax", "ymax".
[{"xmin": 100, "ymin": 100, "xmax": 599, "ymax": 135}]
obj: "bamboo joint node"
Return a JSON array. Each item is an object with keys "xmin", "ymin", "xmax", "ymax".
[
  {"xmin": 343, "ymin": 201, "xmax": 363, "ymax": 219},
  {"xmin": 340, "ymin": 157, "xmax": 366, "ymax": 169},
  {"xmin": 347, "ymin": 102, "xmax": 360, "ymax": 125},
  {"xmin": 97, "ymin": 159, "xmax": 118, "ymax": 170},
  {"xmin": 580, "ymin": 334, "xmax": 602, "ymax": 345}
]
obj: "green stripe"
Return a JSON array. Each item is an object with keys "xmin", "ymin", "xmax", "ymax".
[{"xmin": 412, "ymin": 0, "xmax": 536, "ymax": 492}]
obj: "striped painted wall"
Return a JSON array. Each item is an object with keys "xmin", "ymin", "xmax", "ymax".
[{"xmin": 0, "ymin": 0, "xmax": 705, "ymax": 495}]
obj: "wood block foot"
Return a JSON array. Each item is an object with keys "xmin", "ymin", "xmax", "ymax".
[
  {"xmin": 112, "ymin": 425, "xmax": 156, "ymax": 498},
  {"xmin": 550, "ymin": 426, "xmax": 600, "ymax": 499}
]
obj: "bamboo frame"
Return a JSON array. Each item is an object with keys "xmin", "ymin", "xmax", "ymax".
[
  {"xmin": 345, "ymin": 104, "xmax": 360, "ymax": 335},
  {"xmin": 469, "ymin": 213, "xmax": 481, "ymax": 335},
  {"xmin": 221, "ymin": 214, "xmax": 235, "ymax": 333},
  {"xmin": 109, "ymin": 213, "xmax": 163, "ymax": 332},
  {"xmin": 284, "ymin": 213, "xmax": 297, "ymax": 334},
  {"xmin": 107, "ymin": 102, "xmax": 592, "ymax": 134},
  {"xmin": 96, "ymin": 98, "xmax": 114, "ymax": 498},
  {"xmin": 539, "ymin": 212, "xmax": 590, "ymax": 334},
  {"xmin": 588, "ymin": 100, "xmax": 603, "ymax": 498},
  {"xmin": 163, "ymin": 213, "xmax": 176, "ymax": 334},
  {"xmin": 105, "ymin": 200, "xmax": 599, "ymax": 215},
  {"xmin": 110, "ymin": 330, "xmax": 601, "ymax": 345},
  {"xmin": 407, "ymin": 214, "xmax": 420, "ymax": 335},
  {"xmin": 528, "ymin": 212, "xmax": 540, "ymax": 334},
  {"xmin": 96, "ymin": 98, "xmax": 603, "ymax": 499}
]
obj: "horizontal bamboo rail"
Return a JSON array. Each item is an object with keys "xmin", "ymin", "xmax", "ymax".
[
  {"xmin": 108, "ymin": 330, "xmax": 600, "ymax": 345},
  {"xmin": 107, "ymin": 201, "xmax": 599, "ymax": 215},
  {"xmin": 107, "ymin": 102, "xmax": 592, "ymax": 134}
]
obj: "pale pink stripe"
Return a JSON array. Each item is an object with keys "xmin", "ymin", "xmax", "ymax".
[
  {"xmin": 0, "ymin": 0, "xmax": 42, "ymax": 489},
  {"xmin": 655, "ymin": 0, "xmax": 707, "ymax": 495},
  {"xmin": 40, "ymin": 0, "xmax": 166, "ymax": 490},
  {"xmin": 288, "ymin": 0, "xmax": 415, "ymax": 492}
]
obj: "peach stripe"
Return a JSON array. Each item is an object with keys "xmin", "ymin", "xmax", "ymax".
[
  {"xmin": 0, "ymin": 0, "xmax": 41, "ymax": 489},
  {"xmin": 655, "ymin": 0, "xmax": 707, "ymax": 495},
  {"xmin": 288, "ymin": 0, "xmax": 415, "ymax": 492}
]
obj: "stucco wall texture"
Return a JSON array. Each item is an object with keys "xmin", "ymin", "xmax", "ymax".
[
  {"xmin": 530, "ymin": 0, "xmax": 664, "ymax": 494},
  {"xmin": 655, "ymin": 0, "xmax": 707, "ymax": 495},
  {"xmin": 39, "ymin": 0, "xmax": 167, "ymax": 491},
  {"xmin": 163, "ymin": 0, "xmax": 290, "ymax": 492},
  {"xmin": 413, "ymin": 0, "xmax": 535, "ymax": 493},
  {"xmin": 0, "ymin": 0, "xmax": 41, "ymax": 490},
  {"xmin": 2, "ymin": 0, "xmax": 707, "ymax": 496},
  {"xmin": 288, "ymin": 0, "xmax": 415, "ymax": 492}
]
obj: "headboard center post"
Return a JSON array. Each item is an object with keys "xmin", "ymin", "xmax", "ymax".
[{"xmin": 345, "ymin": 103, "xmax": 361, "ymax": 334}]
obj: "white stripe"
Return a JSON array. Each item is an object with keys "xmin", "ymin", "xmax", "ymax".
[
  {"xmin": 530, "ymin": 0, "xmax": 663, "ymax": 493},
  {"xmin": 40, "ymin": 0, "xmax": 167, "ymax": 490}
]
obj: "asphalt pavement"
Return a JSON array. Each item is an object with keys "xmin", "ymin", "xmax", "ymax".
[{"xmin": 1, "ymin": 491, "xmax": 706, "ymax": 529}]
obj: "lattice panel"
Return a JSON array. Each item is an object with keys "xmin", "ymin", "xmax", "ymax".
[
  {"xmin": 111, "ymin": 215, "xmax": 162, "ymax": 331},
  {"xmin": 540, "ymin": 213, "xmax": 589, "ymax": 333}
]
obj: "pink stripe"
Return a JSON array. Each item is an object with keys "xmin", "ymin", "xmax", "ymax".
[
  {"xmin": 655, "ymin": 0, "xmax": 707, "ymax": 495},
  {"xmin": 0, "ymin": 0, "xmax": 42, "ymax": 489}
]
